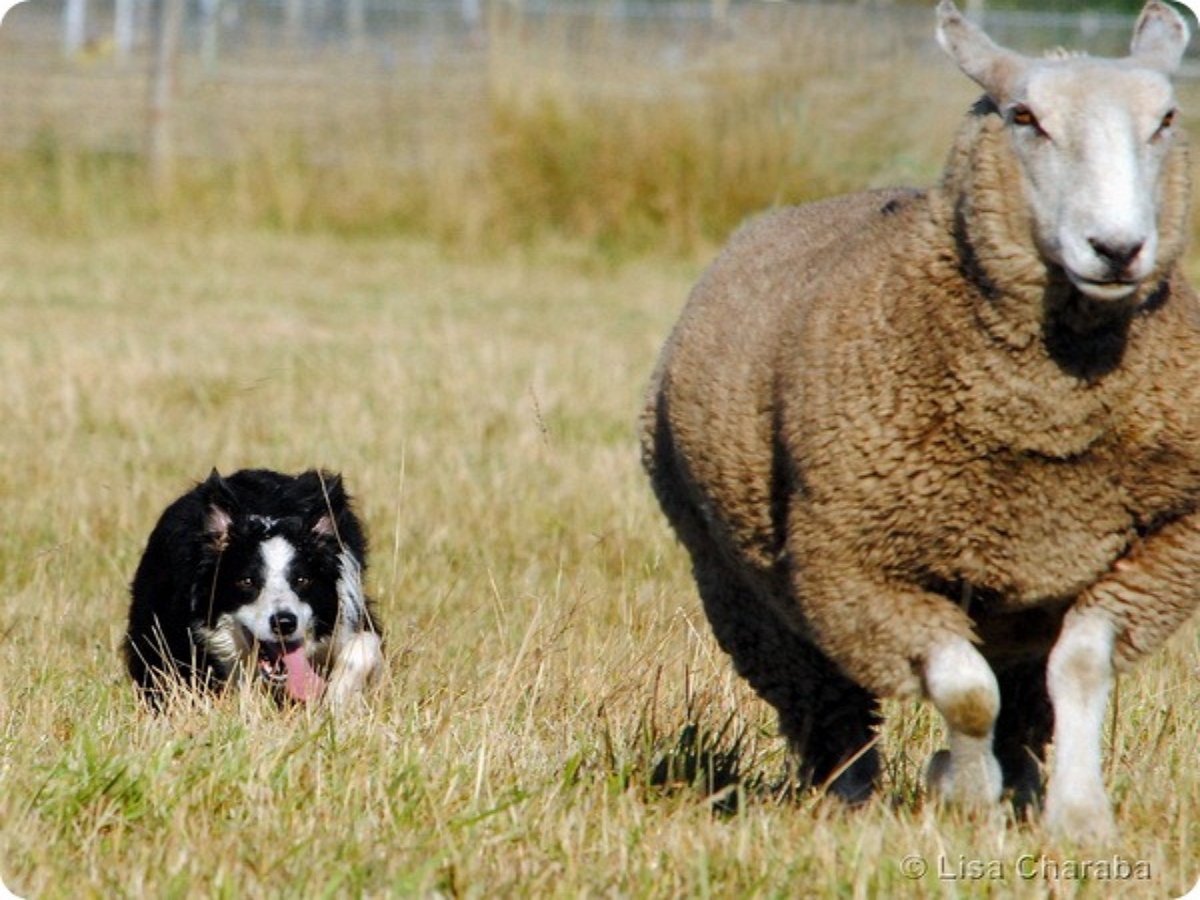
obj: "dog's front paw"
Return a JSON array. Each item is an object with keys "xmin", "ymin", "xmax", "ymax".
[{"xmin": 324, "ymin": 631, "xmax": 384, "ymax": 710}]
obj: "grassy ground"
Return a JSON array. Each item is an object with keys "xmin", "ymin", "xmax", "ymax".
[
  {"xmin": 0, "ymin": 3, "xmax": 1197, "ymax": 898},
  {"xmin": 0, "ymin": 228, "xmax": 1195, "ymax": 899}
]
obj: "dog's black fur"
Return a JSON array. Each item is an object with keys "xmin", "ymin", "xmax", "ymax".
[{"xmin": 125, "ymin": 468, "xmax": 381, "ymax": 705}]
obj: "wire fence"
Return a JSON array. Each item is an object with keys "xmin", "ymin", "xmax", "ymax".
[
  {"xmin": 5, "ymin": 0, "xmax": 1150, "ymax": 61},
  {"xmin": 0, "ymin": 2, "xmax": 1168, "ymax": 178}
]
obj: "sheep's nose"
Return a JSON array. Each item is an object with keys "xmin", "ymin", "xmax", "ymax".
[
  {"xmin": 1088, "ymin": 237, "xmax": 1144, "ymax": 272},
  {"xmin": 270, "ymin": 611, "xmax": 299, "ymax": 639}
]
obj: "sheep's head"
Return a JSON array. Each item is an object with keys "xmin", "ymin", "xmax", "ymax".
[{"xmin": 936, "ymin": 0, "xmax": 1190, "ymax": 303}]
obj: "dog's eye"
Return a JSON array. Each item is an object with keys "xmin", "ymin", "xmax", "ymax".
[
  {"xmin": 293, "ymin": 576, "xmax": 312, "ymax": 590},
  {"xmin": 235, "ymin": 576, "xmax": 255, "ymax": 591}
]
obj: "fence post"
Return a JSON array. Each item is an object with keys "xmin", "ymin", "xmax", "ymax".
[
  {"xmin": 346, "ymin": 0, "xmax": 365, "ymax": 50},
  {"xmin": 147, "ymin": 0, "xmax": 185, "ymax": 200},
  {"xmin": 200, "ymin": 0, "xmax": 221, "ymax": 72},
  {"xmin": 285, "ymin": 0, "xmax": 305, "ymax": 46},
  {"xmin": 462, "ymin": 0, "xmax": 483, "ymax": 45},
  {"xmin": 63, "ymin": 0, "xmax": 87, "ymax": 58},
  {"xmin": 114, "ymin": 0, "xmax": 136, "ymax": 64},
  {"xmin": 711, "ymin": 0, "xmax": 729, "ymax": 28}
]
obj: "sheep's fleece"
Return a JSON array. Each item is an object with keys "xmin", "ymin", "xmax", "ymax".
[{"xmin": 642, "ymin": 0, "xmax": 1200, "ymax": 829}]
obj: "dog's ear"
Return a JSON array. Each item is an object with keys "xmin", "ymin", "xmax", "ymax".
[
  {"xmin": 205, "ymin": 505, "xmax": 233, "ymax": 543},
  {"xmin": 318, "ymin": 471, "xmax": 346, "ymax": 505},
  {"xmin": 309, "ymin": 471, "xmax": 347, "ymax": 540},
  {"xmin": 200, "ymin": 469, "xmax": 231, "ymax": 499},
  {"xmin": 199, "ymin": 470, "xmax": 236, "ymax": 546}
]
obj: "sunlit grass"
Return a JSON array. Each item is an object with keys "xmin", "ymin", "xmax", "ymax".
[
  {"xmin": 0, "ymin": 227, "xmax": 1195, "ymax": 898},
  {"xmin": 0, "ymin": 4, "xmax": 1196, "ymax": 897}
]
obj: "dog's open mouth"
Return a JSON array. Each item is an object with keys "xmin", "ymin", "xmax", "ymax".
[{"xmin": 256, "ymin": 641, "xmax": 326, "ymax": 702}]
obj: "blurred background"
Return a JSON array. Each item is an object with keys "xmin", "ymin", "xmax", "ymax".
[{"xmin": 0, "ymin": 0, "xmax": 1190, "ymax": 253}]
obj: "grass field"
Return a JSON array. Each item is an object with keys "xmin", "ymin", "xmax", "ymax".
[
  {"xmin": 0, "ymin": 229, "xmax": 1195, "ymax": 899},
  {"xmin": 0, "ymin": 3, "xmax": 1198, "ymax": 898}
]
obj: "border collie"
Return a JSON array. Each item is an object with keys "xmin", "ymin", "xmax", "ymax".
[{"xmin": 125, "ymin": 468, "xmax": 383, "ymax": 706}]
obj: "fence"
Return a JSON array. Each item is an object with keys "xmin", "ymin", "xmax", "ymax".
[
  {"xmin": 0, "ymin": 1, "xmax": 1169, "ymax": 237},
  {"xmin": 0, "ymin": 2, "xmax": 1151, "ymax": 143}
]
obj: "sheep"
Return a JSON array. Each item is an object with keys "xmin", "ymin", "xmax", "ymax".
[{"xmin": 640, "ymin": 0, "xmax": 1200, "ymax": 841}]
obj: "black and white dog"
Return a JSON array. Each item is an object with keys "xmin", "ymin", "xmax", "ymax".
[{"xmin": 125, "ymin": 468, "xmax": 383, "ymax": 706}]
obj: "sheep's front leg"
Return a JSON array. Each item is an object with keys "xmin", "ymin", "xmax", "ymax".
[
  {"xmin": 791, "ymin": 553, "xmax": 994, "ymax": 806},
  {"xmin": 1043, "ymin": 512, "xmax": 1200, "ymax": 840},
  {"xmin": 1043, "ymin": 607, "xmax": 1116, "ymax": 841},
  {"xmin": 923, "ymin": 637, "xmax": 1003, "ymax": 806}
]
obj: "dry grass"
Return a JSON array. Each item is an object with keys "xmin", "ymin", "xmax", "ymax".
[
  {"xmin": 0, "ymin": 4, "xmax": 968, "ymax": 251},
  {"xmin": 0, "ymin": 4, "xmax": 1196, "ymax": 898},
  {"xmin": 0, "ymin": 227, "xmax": 1195, "ymax": 899}
]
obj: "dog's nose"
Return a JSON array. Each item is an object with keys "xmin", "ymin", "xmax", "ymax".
[{"xmin": 269, "ymin": 610, "xmax": 299, "ymax": 639}]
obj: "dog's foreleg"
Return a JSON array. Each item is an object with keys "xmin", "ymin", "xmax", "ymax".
[{"xmin": 325, "ymin": 630, "xmax": 383, "ymax": 707}]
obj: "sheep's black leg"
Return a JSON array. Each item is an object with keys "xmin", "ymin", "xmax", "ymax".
[
  {"xmin": 643, "ymin": 399, "xmax": 879, "ymax": 803},
  {"xmin": 992, "ymin": 659, "xmax": 1053, "ymax": 813},
  {"xmin": 688, "ymin": 554, "xmax": 882, "ymax": 804},
  {"xmin": 771, "ymin": 651, "xmax": 882, "ymax": 805}
]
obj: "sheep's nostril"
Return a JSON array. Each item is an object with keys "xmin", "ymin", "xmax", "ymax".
[{"xmin": 1087, "ymin": 237, "xmax": 1143, "ymax": 272}]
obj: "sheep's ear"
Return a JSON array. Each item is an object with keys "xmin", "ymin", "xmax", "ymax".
[
  {"xmin": 1130, "ymin": 0, "xmax": 1189, "ymax": 75},
  {"xmin": 936, "ymin": 0, "xmax": 1026, "ymax": 104}
]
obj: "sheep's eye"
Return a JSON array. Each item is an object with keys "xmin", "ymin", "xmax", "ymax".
[
  {"xmin": 1157, "ymin": 108, "xmax": 1177, "ymax": 136},
  {"xmin": 1010, "ymin": 105, "xmax": 1041, "ymax": 131}
]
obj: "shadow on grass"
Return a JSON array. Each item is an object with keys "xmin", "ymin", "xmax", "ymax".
[
  {"xmin": 587, "ymin": 676, "xmax": 944, "ymax": 818},
  {"xmin": 646, "ymin": 716, "xmax": 767, "ymax": 816},
  {"xmin": 589, "ymin": 672, "xmax": 804, "ymax": 817}
]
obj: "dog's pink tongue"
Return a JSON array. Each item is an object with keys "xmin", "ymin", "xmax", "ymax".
[{"xmin": 282, "ymin": 646, "xmax": 325, "ymax": 702}]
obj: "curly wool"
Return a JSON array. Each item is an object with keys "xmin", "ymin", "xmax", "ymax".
[{"xmin": 642, "ymin": 97, "xmax": 1200, "ymax": 709}]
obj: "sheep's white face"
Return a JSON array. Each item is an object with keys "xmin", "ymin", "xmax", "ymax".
[
  {"xmin": 1005, "ymin": 63, "xmax": 1178, "ymax": 301},
  {"xmin": 936, "ymin": 0, "xmax": 1190, "ymax": 302}
]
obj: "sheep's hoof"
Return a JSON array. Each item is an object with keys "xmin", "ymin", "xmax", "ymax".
[
  {"xmin": 1044, "ymin": 789, "xmax": 1116, "ymax": 844},
  {"xmin": 825, "ymin": 753, "xmax": 880, "ymax": 806},
  {"xmin": 927, "ymin": 748, "xmax": 951, "ymax": 784},
  {"xmin": 926, "ymin": 747, "xmax": 1003, "ymax": 808},
  {"xmin": 1001, "ymin": 757, "xmax": 1045, "ymax": 818}
]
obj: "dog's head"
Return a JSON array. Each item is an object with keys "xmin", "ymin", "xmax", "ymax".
[{"xmin": 190, "ymin": 469, "xmax": 367, "ymax": 701}]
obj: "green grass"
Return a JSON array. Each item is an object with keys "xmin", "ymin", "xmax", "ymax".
[
  {"xmin": 0, "ymin": 4, "xmax": 1197, "ymax": 897},
  {"xmin": 0, "ymin": 229, "xmax": 1195, "ymax": 899}
]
